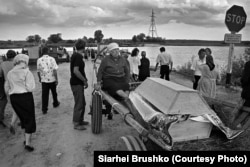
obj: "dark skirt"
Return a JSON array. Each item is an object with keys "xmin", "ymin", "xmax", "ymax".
[
  {"xmin": 102, "ymin": 77, "xmax": 129, "ymax": 100},
  {"xmin": 10, "ymin": 92, "xmax": 36, "ymax": 134}
]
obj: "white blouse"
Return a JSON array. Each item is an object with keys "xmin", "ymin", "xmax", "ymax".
[
  {"xmin": 5, "ymin": 65, "xmax": 35, "ymax": 95},
  {"xmin": 128, "ymin": 56, "xmax": 141, "ymax": 75}
]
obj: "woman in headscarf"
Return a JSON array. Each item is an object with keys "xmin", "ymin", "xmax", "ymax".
[
  {"xmin": 5, "ymin": 54, "xmax": 36, "ymax": 152},
  {"xmin": 94, "ymin": 43, "xmax": 130, "ymax": 119},
  {"xmin": 198, "ymin": 55, "xmax": 221, "ymax": 98}
]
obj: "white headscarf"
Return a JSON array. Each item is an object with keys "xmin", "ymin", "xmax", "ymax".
[{"xmin": 13, "ymin": 54, "xmax": 29, "ymax": 68}]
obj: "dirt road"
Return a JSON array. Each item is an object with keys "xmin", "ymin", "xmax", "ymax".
[
  {"xmin": 0, "ymin": 60, "xmax": 243, "ymax": 167},
  {"xmin": 0, "ymin": 60, "xmax": 138, "ymax": 167}
]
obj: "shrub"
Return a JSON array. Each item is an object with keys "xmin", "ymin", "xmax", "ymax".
[
  {"xmin": 176, "ymin": 53, "xmax": 248, "ymax": 86},
  {"xmin": 220, "ymin": 54, "xmax": 247, "ymax": 86},
  {"xmin": 175, "ymin": 60, "xmax": 193, "ymax": 77}
]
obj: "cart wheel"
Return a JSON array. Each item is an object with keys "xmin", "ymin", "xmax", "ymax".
[
  {"xmin": 117, "ymin": 135, "xmax": 147, "ymax": 151},
  {"xmin": 91, "ymin": 93, "xmax": 102, "ymax": 134}
]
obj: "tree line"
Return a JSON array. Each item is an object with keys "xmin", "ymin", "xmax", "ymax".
[{"xmin": 25, "ymin": 30, "xmax": 167, "ymax": 45}]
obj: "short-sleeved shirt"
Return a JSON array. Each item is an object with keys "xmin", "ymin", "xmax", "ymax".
[
  {"xmin": 128, "ymin": 56, "xmax": 141, "ymax": 75},
  {"xmin": 37, "ymin": 55, "xmax": 58, "ymax": 83},
  {"xmin": 70, "ymin": 52, "xmax": 87, "ymax": 85},
  {"xmin": 156, "ymin": 52, "xmax": 172, "ymax": 66}
]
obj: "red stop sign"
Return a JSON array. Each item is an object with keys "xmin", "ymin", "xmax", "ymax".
[{"xmin": 225, "ymin": 5, "xmax": 247, "ymax": 32}]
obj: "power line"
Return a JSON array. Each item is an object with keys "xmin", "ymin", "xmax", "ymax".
[{"xmin": 148, "ymin": 9, "xmax": 158, "ymax": 38}]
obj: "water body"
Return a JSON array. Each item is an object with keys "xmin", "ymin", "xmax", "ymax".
[
  {"xmin": 121, "ymin": 46, "xmax": 247, "ymax": 68},
  {"xmin": 1, "ymin": 46, "xmax": 247, "ymax": 68}
]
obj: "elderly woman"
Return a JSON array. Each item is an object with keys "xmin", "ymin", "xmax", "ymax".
[
  {"xmin": 5, "ymin": 54, "xmax": 36, "ymax": 152},
  {"xmin": 95, "ymin": 43, "xmax": 130, "ymax": 119},
  {"xmin": 198, "ymin": 55, "xmax": 221, "ymax": 98}
]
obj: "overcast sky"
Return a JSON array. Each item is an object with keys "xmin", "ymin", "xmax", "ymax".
[{"xmin": 0, "ymin": 0, "xmax": 249, "ymax": 41}]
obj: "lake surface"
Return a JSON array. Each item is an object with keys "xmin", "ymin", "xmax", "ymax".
[
  {"xmin": 1, "ymin": 45, "xmax": 247, "ymax": 69},
  {"xmin": 122, "ymin": 46, "xmax": 247, "ymax": 69}
]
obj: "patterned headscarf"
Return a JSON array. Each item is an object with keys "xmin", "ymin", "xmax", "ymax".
[{"xmin": 13, "ymin": 54, "xmax": 29, "ymax": 66}]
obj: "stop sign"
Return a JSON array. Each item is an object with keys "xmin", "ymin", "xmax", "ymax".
[{"xmin": 225, "ymin": 5, "xmax": 247, "ymax": 32}]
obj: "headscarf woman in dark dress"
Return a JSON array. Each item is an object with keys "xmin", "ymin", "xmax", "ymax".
[
  {"xmin": 95, "ymin": 43, "xmax": 130, "ymax": 119},
  {"xmin": 138, "ymin": 51, "xmax": 150, "ymax": 81}
]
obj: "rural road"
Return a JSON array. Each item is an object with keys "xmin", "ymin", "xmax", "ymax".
[
  {"xmin": 0, "ymin": 60, "xmax": 138, "ymax": 167},
  {"xmin": 0, "ymin": 59, "xmax": 244, "ymax": 167}
]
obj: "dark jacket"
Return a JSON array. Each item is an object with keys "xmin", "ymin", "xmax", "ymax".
[
  {"xmin": 97, "ymin": 55, "xmax": 130, "ymax": 82},
  {"xmin": 138, "ymin": 57, "xmax": 150, "ymax": 81},
  {"xmin": 241, "ymin": 60, "xmax": 250, "ymax": 99}
]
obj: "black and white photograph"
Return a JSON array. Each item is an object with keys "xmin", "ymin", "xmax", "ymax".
[{"xmin": 0, "ymin": 0, "xmax": 249, "ymax": 167}]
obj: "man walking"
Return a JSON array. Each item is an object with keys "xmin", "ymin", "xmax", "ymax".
[
  {"xmin": 70, "ymin": 39, "xmax": 88, "ymax": 130},
  {"xmin": 155, "ymin": 47, "xmax": 173, "ymax": 81},
  {"xmin": 37, "ymin": 46, "xmax": 60, "ymax": 114}
]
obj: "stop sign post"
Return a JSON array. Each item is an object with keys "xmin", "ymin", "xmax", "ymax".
[{"xmin": 225, "ymin": 5, "xmax": 247, "ymax": 86}]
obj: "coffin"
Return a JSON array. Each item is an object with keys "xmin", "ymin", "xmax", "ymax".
[{"xmin": 130, "ymin": 77, "xmax": 214, "ymax": 142}]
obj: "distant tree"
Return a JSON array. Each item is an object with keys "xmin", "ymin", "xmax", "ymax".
[
  {"xmin": 41, "ymin": 39, "xmax": 46, "ymax": 44},
  {"xmin": 26, "ymin": 35, "xmax": 35, "ymax": 43},
  {"xmin": 94, "ymin": 30, "xmax": 104, "ymax": 43},
  {"xmin": 88, "ymin": 38, "xmax": 95, "ymax": 43},
  {"xmin": 34, "ymin": 34, "xmax": 41, "ymax": 43},
  {"xmin": 108, "ymin": 37, "xmax": 113, "ymax": 43},
  {"xmin": 146, "ymin": 36, "xmax": 151, "ymax": 41},
  {"xmin": 83, "ymin": 36, "xmax": 88, "ymax": 42},
  {"xmin": 67, "ymin": 39, "xmax": 75, "ymax": 44},
  {"xmin": 48, "ymin": 33, "xmax": 63, "ymax": 43},
  {"xmin": 137, "ymin": 33, "xmax": 146, "ymax": 42},
  {"xmin": 26, "ymin": 34, "xmax": 41, "ymax": 44},
  {"xmin": 94, "ymin": 30, "xmax": 104, "ymax": 53},
  {"xmin": 132, "ymin": 35, "xmax": 137, "ymax": 43},
  {"xmin": 7, "ymin": 40, "xmax": 12, "ymax": 44}
]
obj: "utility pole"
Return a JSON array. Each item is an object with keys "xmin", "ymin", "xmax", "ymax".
[{"xmin": 148, "ymin": 9, "xmax": 158, "ymax": 38}]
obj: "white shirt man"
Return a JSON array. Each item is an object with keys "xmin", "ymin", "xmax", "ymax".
[{"xmin": 37, "ymin": 46, "xmax": 60, "ymax": 114}]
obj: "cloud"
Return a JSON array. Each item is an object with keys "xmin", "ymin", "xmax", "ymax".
[{"xmin": 0, "ymin": 0, "xmax": 248, "ymax": 30}]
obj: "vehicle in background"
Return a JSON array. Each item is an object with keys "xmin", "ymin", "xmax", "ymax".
[{"xmin": 25, "ymin": 44, "xmax": 70, "ymax": 64}]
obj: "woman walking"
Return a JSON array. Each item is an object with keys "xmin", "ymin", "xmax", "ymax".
[
  {"xmin": 5, "ymin": 54, "xmax": 36, "ymax": 152},
  {"xmin": 198, "ymin": 55, "xmax": 220, "ymax": 98},
  {"xmin": 128, "ymin": 48, "xmax": 140, "ymax": 81}
]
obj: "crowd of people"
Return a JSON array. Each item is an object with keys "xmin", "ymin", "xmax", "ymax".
[{"xmin": 0, "ymin": 39, "xmax": 249, "ymax": 153}]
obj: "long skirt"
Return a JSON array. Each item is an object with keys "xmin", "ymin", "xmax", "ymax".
[{"xmin": 10, "ymin": 92, "xmax": 36, "ymax": 134}]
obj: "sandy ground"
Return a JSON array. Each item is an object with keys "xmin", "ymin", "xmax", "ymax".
[
  {"xmin": 0, "ymin": 60, "xmax": 242, "ymax": 167},
  {"xmin": 0, "ymin": 60, "xmax": 139, "ymax": 167}
]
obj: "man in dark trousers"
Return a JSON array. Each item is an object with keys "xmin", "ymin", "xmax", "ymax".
[
  {"xmin": 37, "ymin": 46, "xmax": 60, "ymax": 114},
  {"xmin": 154, "ymin": 47, "xmax": 173, "ymax": 81},
  {"xmin": 70, "ymin": 39, "xmax": 88, "ymax": 130}
]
